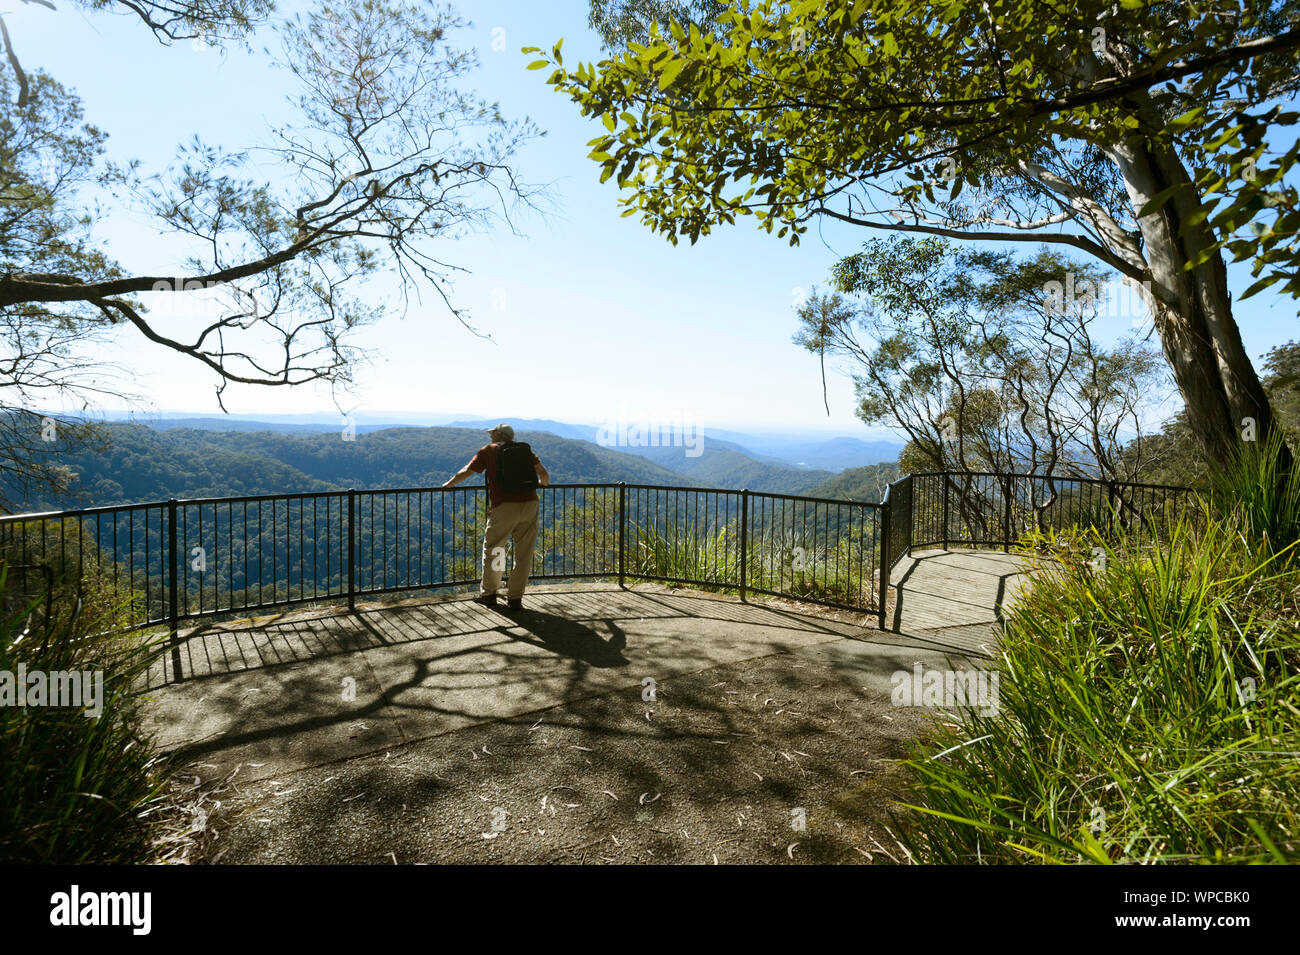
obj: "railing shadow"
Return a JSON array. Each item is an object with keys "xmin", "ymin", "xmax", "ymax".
[
  {"xmin": 146, "ymin": 584, "xmax": 922, "ymax": 775},
  {"xmin": 886, "ymin": 549, "xmax": 1027, "ymax": 653},
  {"xmin": 139, "ymin": 585, "xmax": 868, "ymax": 689}
]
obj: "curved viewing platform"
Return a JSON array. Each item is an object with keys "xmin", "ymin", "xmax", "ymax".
[
  {"xmin": 138, "ymin": 551, "xmax": 1026, "ymax": 802},
  {"xmin": 0, "ymin": 471, "xmax": 1197, "ymax": 864}
]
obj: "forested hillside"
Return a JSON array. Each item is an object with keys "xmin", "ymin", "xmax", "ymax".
[
  {"xmin": 4, "ymin": 422, "xmax": 862, "ymax": 511},
  {"xmin": 807, "ymin": 462, "xmax": 902, "ymax": 503},
  {"xmin": 3, "ymin": 424, "xmax": 708, "ymax": 511}
]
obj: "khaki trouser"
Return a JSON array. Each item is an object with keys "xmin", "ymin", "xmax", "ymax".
[{"xmin": 480, "ymin": 499, "xmax": 540, "ymax": 599}]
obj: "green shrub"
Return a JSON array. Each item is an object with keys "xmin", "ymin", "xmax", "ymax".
[
  {"xmin": 629, "ymin": 521, "xmax": 876, "ymax": 607},
  {"xmin": 892, "ymin": 504, "xmax": 1300, "ymax": 864},
  {"xmin": 631, "ymin": 521, "xmax": 740, "ymax": 585},
  {"xmin": 0, "ymin": 517, "xmax": 146, "ymax": 636},
  {"xmin": 0, "ymin": 566, "xmax": 171, "ymax": 864}
]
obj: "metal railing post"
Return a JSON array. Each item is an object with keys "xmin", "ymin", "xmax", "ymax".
[
  {"xmin": 905, "ymin": 476, "xmax": 913, "ymax": 554},
  {"xmin": 878, "ymin": 494, "xmax": 891, "ymax": 631},
  {"xmin": 347, "ymin": 488, "xmax": 356, "ymax": 611},
  {"xmin": 738, "ymin": 489, "xmax": 749, "ymax": 602},
  {"xmin": 941, "ymin": 474, "xmax": 950, "ymax": 550},
  {"xmin": 167, "ymin": 498, "xmax": 182, "ymax": 680},
  {"xmin": 617, "ymin": 482, "xmax": 626, "ymax": 588},
  {"xmin": 1002, "ymin": 477, "xmax": 1013, "ymax": 552}
]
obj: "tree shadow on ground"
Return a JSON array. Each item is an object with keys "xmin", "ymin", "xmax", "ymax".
[{"xmin": 192, "ymin": 633, "xmax": 964, "ymax": 864}]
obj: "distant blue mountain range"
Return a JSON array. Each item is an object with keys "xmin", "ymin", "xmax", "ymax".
[
  {"xmin": 87, "ymin": 411, "xmax": 904, "ymax": 473},
  {"xmin": 444, "ymin": 417, "xmax": 903, "ymax": 472}
]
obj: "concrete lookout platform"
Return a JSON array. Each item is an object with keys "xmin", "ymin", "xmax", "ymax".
[{"xmin": 140, "ymin": 550, "xmax": 1029, "ymax": 785}]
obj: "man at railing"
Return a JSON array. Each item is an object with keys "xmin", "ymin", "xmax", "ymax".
[{"xmin": 442, "ymin": 423, "xmax": 550, "ymax": 610}]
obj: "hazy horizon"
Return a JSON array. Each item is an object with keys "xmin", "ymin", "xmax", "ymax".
[{"xmin": 39, "ymin": 407, "xmax": 906, "ymax": 442}]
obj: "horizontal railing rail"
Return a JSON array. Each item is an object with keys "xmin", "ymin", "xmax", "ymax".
[
  {"xmin": 905, "ymin": 470, "xmax": 1196, "ymax": 493},
  {"xmin": 0, "ymin": 472, "xmax": 1198, "ymax": 673}
]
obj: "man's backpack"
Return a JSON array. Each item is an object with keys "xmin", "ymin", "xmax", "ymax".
[{"xmin": 496, "ymin": 441, "xmax": 539, "ymax": 495}]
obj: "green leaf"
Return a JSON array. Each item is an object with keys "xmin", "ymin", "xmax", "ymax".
[
  {"xmin": 1205, "ymin": 123, "xmax": 1244, "ymax": 152},
  {"xmin": 659, "ymin": 58, "xmax": 687, "ymax": 90},
  {"xmin": 526, "ymin": 60, "xmax": 549, "ymax": 70},
  {"xmin": 1241, "ymin": 273, "xmax": 1282, "ymax": 299},
  {"xmin": 1245, "ymin": 818, "xmax": 1287, "ymax": 863},
  {"xmin": 1077, "ymin": 827, "xmax": 1113, "ymax": 864},
  {"xmin": 1168, "ymin": 107, "xmax": 1205, "ymax": 131},
  {"xmin": 1137, "ymin": 183, "xmax": 1185, "ymax": 218}
]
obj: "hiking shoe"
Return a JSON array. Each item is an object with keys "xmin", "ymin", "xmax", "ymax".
[
  {"xmin": 507, "ymin": 598, "xmax": 523, "ymax": 610},
  {"xmin": 472, "ymin": 593, "xmax": 498, "ymax": 607}
]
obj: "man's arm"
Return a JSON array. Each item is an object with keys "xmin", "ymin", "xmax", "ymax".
[
  {"xmin": 535, "ymin": 458, "xmax": 550, "ymax": 487},
  {"xmin": 442, "ymin": 466, "xmax": 476, "ymax": 488},
  {"xmin": 444, "ymin": 454, "xmax": 482, "ymax": 488}
]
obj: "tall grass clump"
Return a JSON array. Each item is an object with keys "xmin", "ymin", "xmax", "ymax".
[
  {"xmin": 1209, "ymin": 428, "xmax": 1300, "ymax": 560},
  {"xmin": 631, "ymin": 521, "xmax": 739, "ymax": 586},
  {"xmin": 629, "ymin": 521, "xmax": 875, "ymax": 608},
  {"xmin": 0, "ymin": 563, "xmax": 172, "ymax": 863},
  {"xmin": 892, "ymin": 486, "xmax": 1300, "ymax": 863}
]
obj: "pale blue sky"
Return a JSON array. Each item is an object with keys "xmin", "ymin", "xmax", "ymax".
[{"xmin": 9, "ymin": 0, "xmax": 1297, "ymax": 436}]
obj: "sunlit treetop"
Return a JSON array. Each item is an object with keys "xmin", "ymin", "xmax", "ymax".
[{"xmin": 535, "ymin": 0, "xmax": 1300, "ymax": 296}]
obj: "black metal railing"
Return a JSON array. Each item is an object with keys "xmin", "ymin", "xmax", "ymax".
[
  {"xmin": 0, "ymin": 472, "xmax": 1198, "ymax": 670},
  {"xmin": 0, "ymin": 482, "xmax": 888, "ymax": 638},
  {"xmin": 881, "ymin": 475, "xmax": 913, "ymax": 572},
  {"xmin": 743, "ymin": 489, "xmax": 881, "ymax": 613},
  {"xmin": 908, "ymin": 472, "xmax": 1196, "ymax": 552}
]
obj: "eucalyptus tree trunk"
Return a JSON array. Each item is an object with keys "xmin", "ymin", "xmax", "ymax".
[{"xmin": 1109, "ymin": 127, "xmax": 1290, "ymax": 475}]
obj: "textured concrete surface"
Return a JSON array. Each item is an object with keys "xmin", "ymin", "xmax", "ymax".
[
  {"xmin": 142, "ymin": 552, "xmax": 1030, "ymax": 863},
  {"xmin": 180, "ymin": 632, "xmax": 991, "ymax": 864},
  {"xmin": 143, "ymin": 583, "xmax": 873, "ymax": 782}
]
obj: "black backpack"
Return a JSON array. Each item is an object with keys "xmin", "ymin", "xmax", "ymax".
[{"xmin": 496, "ymin": 441, "xmax": 539, "ymax": 494}]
